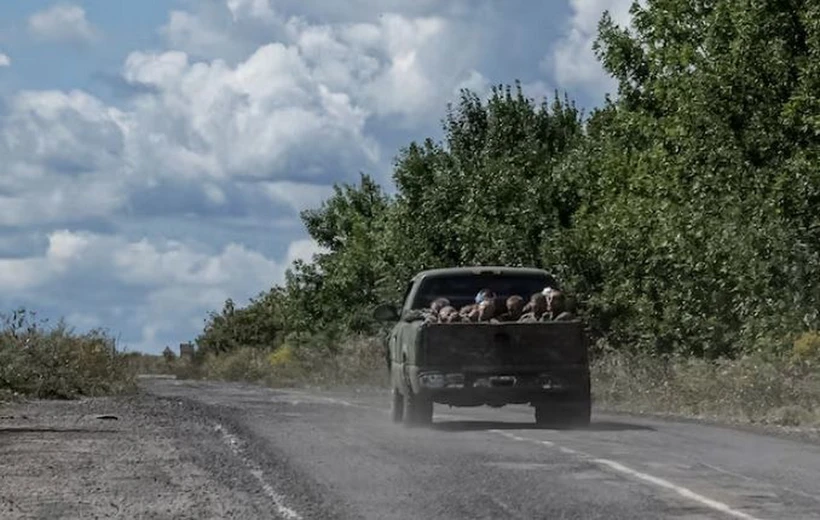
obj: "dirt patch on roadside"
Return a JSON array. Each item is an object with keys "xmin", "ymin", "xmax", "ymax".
[{"xmin": 0, "ymin": 393, "xmax": 281, "ymax": 519}]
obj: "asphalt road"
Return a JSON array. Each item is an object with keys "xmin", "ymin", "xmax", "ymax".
[{"xmin": 139, "ymin": 378, "xmax": 820, "ymax": 520}]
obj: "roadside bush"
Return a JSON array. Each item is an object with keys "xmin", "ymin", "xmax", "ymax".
[
  {"xmin": 177, "ymin": 334, "xmax": 387, "ymax": 389},
  {"xmin": 0, "ymin": 309, "xmax": 135, "ymax": 400},
  {"xmin": 200, "ymin": 347, "xmax": 272, "ymax": 383}
]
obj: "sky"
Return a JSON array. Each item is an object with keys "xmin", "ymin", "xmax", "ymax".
[{"xmin": 0, "ymin": 0, "xmax": 633, "ymax": 354}]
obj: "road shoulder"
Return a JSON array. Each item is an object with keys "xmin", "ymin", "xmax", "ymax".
[{"xmin": 0, "ymin": 391, "xmax": 282, "ymax": 519}]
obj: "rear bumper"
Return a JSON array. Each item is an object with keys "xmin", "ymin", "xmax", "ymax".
[{"xmin": 407, "ymin": 366, "xmax": 589, "ymax": 407}]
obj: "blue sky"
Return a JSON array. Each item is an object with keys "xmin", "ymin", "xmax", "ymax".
[{"xmin": 0, "ymin": 0, "xmax": 631, "ymax": 353}]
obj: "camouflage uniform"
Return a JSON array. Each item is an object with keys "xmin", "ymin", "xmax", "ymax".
[
  {"xmin": 418, "ymin": 297, "xmax": 450, "ymax": 324},
  {"xmin": 403, "ymin": 309, "xmax": 428, "ymax": 322},
  {"xmin": 459, "ymin": 303, "xmax": 477, "ymax": 321}
]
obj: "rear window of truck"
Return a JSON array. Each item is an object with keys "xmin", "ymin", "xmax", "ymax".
[{"xmin": 411, "ymin": 273, "xmax": 556, "ymax": 310}]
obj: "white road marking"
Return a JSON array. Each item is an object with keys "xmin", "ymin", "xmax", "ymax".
[
  {"xmin": 273, "ymin": 391, "xmax": 768, "ymax": 519},
  {"xmin": 214, "ymin": 424, "xmax": 302, "ymax": 520},
  {"xmin": 489, "ymin": 428, "xmax": 763, "ymax": 519},
  {"xmin": 591, "ymin": 458, "xmax": 762, "ymax": 520}
]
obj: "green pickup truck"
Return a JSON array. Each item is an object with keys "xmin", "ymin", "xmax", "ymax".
[{"xmin": 373, "ymin": 266, "xmax": 591, "ymax": 428}]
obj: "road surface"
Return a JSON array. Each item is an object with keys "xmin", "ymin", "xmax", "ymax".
[{"xmin": 3, "ymin": 378, "xmax": 820, "ymax": 519}]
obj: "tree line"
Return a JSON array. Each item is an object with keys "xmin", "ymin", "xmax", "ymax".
[{"xmin": 196, "ymin": 0, "xmax": 820, "ymax": 361}]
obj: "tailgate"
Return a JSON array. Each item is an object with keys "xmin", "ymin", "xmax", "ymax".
[{"xmin": 420, "ymin": 321, "xmax": 586, "ymax": 369}]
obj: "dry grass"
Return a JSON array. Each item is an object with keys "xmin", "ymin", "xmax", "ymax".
[
  {"xmin": 591, "ymin": 346, "xmax": 820, "ymax": 427},
  {"xmin": 0, "ymin": 309, "xmax": 136, "ymax": 400},
  {"xmin": 170, "ymin": 335, "xmax": 388, "ymax": 390}
]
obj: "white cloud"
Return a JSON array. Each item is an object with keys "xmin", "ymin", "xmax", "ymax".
[
  {"xmin": 259, "ymin": 181, "xmax": 335, "ymax": 213},
  {"xmin": 226, "ymin": 0, "xmax": 279, "ymax": 23},
  {"xmin": 0, "ymin": 90, "xmax": 133, "ymax": 226},
  {"xmin": 548, "ymin": 0, "xmax": 634, "ymax": 97},
  {"xmin": 160, "ymin": 9, "xmax": 249, "ymax": 62},
  {"xmin": 0, "ymin": 229, "xmax": 312, "ymax": 352},
  {"xmin": 122, "ymin": 44, "xmax": 379, "ymax": 184},
  {"xmin": 0, "ymin": 230, "xmax": 280, "ymax": 294},
  {"xmin": 0, "ymin": 53, "xmax": 10, "ymax": 67},
  {"xmin": 28, "ymin": 3, "xmax": 100, "ymax": 44},
  {"xmin": 0, "ymin": 0, "xmax": 568, "ymax": 353},
  {"xmin": 3, "ymin": 90, "xmax": 129, "ymax": 176},
  {"xmin": 284, "ymin": 238, "xmax": 327, "ymax": 267},
  {"xmin": 157, "ymin": 3, "xmax": 485, "ymax": 124}
]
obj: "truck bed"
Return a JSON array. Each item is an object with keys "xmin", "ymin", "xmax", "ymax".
[{"xmin": 418, "ymin": 321, "xmax": 587, "ymax": 369}]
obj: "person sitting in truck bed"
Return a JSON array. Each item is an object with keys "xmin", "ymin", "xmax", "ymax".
[
  {"xmin": 439, "ymin": 305, "xmax": 462, "ymax": 322},
  {"xmin": 519, "ymin": 292, "xmax": 548, "ymax": 322},
  {"xmin": 543, "ymin": 290, "xmax": 576, "ymax": 321},
  {"xmin": 477, "ymin": 298, "xmax": 498, "ymax": 322},
  {"xmin": 423, "ymin": 297, "xmax": 451, "ymax": 323},
  {"xmin": 495, "ymin": 295, "xmax": 525, "ymax": 322},
  {"xmin": 459, "ymin": 288, "xmax": 496, "ymax": 321}
]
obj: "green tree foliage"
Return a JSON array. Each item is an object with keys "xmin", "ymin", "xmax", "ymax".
[
  {"xmin": 196, "ymin": 1, "xmax": 820, "ymax": 362},
  {"xmin": 195, "ymin": 289, "xmax": 287, "ymax": 355},
  {"xmin": 558, "ymin": 0, "xmax": 820, "ymax": 357},
  {"xmin": 377, "ymin": 83, "xmax": 585, "ymax": 297}
]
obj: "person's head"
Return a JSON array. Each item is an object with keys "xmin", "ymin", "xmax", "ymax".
[
  {"xmin": 439, "ymin": 305, "xmax": 458, "ymax": 322},
  {"xmin": 529, "ymin": 293, "xmax": 547, "ymax": 315},
  {"xmin": 506, "ymin": 295, "xmax": 525, "ymax": 319},
  {"xmin": 431, "ymin": 297, "xmax": 450, "ymax": 314},
  {"xmin": 475, "ymin": 288, "xmax": 496, "ymax": 304},
  {"xmin": 546, "ymin": 290, "xmax": 566, "ymax": 314},
  {"xmin": 478, "ymin": 298, "xmax": 496, "ymax": 321}
]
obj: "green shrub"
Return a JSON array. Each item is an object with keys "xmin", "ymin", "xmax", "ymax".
[{"xmin": 0, "ymin": 309, "xmax": 135, "ymax": 399}]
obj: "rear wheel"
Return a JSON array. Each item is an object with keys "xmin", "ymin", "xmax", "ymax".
[
  {"xmin": 390, "ymin": 388, "xmax": 404, "ymax": 423},
  {"xmin": 402, "ymin": 391, "xmax": 433, "ymax": 427}
]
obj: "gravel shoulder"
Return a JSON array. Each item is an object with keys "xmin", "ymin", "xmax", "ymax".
[{"xmin": 0, "ymin": 385, "xmax": 290, "ymax": 520}]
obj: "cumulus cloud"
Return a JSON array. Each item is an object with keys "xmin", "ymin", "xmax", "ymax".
[
  {"xmin": 158, "ymin": 3, "xmax": 485, "ymax": 124},
  {"xmin": 0, "ymin": 53, "xmax": 10, "ymax": 67},
  {"xmin": 284, "ymin": 238, "xmax": 327, "ymax": 267},
  {"xmin": 0, "ymin": 229, "xmax": 304, "ymax": 351},
  {"xmin": 547, "ymin": 0, "xmax": 634, "ymax": 97},
  {"xmin": 121, "ymin": 45, "xmax": 378, "ymax": 185},
  {"xmin": 0, "ymin": 89, "xmax": 133, "ymax": 227},
  {"xmin": 3, "ymin": 90, "xmax": 128, "ymax": 176},
  {"xmin": 259, "ymin": 181, "xmax": 335, "ymax": 213},
  {"xmin": 0, "ymin": 0, "xmax": 564, "ymax": 353},
  {"xmin": 28, "ymin": 3, "xmax": 100, "ymax": 44}
]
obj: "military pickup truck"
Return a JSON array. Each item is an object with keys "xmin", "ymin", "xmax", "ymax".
[{"xmin": 373, "ymin": 266, "xmax": 591, "ymax": 428}]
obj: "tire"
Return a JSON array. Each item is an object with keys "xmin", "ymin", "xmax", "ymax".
[
  {"xmin": 402, "ymin": 391, "xmax": 433, "ymax": 427},
  {"xmin": 390, "ymin": 388, "xmax": 404, "ymax": 423}
]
